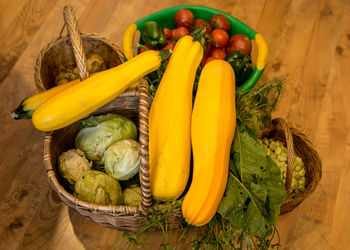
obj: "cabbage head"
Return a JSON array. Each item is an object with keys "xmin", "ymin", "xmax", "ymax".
[
  {"xmin": 75, "ymin": 113, "xmax": 137, "ymax": 162},
  {"xmin": 103, "ymin": 139, "xmax": 140, "ymax": 181},
  {"xmin": 74, "ymin": 170, "xmax": 123, "ymax": 205},
  {"xmin": 123, "ymin": 185, "xmax": 142, "ymax": 206},
  {"xmin": 58, "ymin": 149, "xmax": 92, "ymax": 186}
]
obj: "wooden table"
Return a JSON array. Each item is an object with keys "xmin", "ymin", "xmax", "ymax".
[{"xmin": 0, "ymin": 0, "xmax": 349, "ymax": 249}]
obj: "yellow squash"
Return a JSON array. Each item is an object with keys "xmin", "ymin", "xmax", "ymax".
[
  {"xmin": 149, "ymin": 35, "xmax": 203, "ymax": 200},
  {"xmin": 10, "ymin": 78, "xmax": 83, "ymax": 120},
  {"xmin": 32, "ymin": 50, "xmax": 170, "ymax": 131},
  {"xmin": 181, "ymin": 59, "xmax": 236, "ymax": 226}
]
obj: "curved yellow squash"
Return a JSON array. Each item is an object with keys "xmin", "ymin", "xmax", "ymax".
[
  {"xmin": 149, "ymin": 36, "xmax": 203, "ymax": 200},
  {"xmin": 32, "ymin": 50, "xmax": 166, "ymax": 131},
  {"xmin": 182, "ymin": 59, "xmax": 236, "ymax": 226}
]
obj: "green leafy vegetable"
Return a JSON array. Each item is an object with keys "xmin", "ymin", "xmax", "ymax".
[{"xmin": 218, "ymin": 121, "xmax": 287, "ymax": 237}]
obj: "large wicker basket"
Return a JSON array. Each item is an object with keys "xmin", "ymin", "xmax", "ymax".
[
  {"xmin": 41, "ymin": 6, "xmax": 153, "ymax": 232},
  {"xmin": 262, "ymin": 118, "xmax": 322, "ymax": 214}
]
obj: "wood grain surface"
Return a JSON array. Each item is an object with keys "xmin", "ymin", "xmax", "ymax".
[{"xmin": 0, "ymin": 0, "xmax": 349, "ymax": 249}]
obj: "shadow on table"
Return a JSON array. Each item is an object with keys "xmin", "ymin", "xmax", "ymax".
[
  {"xmin": 67, "ymin": 207, "xmax": 188, "ymax": 249},
  {"xmin": 67, "ymin": 207, "xmax": 124, "ymax": 249}
]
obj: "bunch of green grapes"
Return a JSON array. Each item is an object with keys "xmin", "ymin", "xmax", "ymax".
[{"xmin": 259, "ymin": 138, "xmax": 306, "ymax": 193}]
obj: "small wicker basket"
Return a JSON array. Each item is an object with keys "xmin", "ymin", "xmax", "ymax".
[
  {"xmin": 34, "ymin": 6, "xmax": 125, "ymax": 93},
  {"xmin": 41, "ymin": 6, "xmax": 153, "ymax": 232},
  {"xmin": 262, "ymin": 118, "xmax": 322, "ymax": 214}
]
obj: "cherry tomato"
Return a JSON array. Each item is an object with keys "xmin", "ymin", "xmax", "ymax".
[
  {"xmin": 210, "ymin": 49, "xmax": 227, "ymax": 59},
  {"xmin": 201, "ymin": 42, "xmax": 212, "ymax": 67},
  {"xmin": 210, "ymin": 14, "xmax": 231, "ymax": 33},
  {"xmin": 163, "ymin": 28, "xmax": 173, "ymax": 40},
  {"xmin": 162, "ymin": 40, "xmax": 175, "ymax": 50},
  {"xmin": 174, "ymin": 9, "xmax": 194, "ymax": 27},
  {"xmin": 227, "ymin": 34, "xmax": 251, "ymax": 55},
  {"xmin": 138, "ymin": 44, "xmax": 156, "ymax": 54},
  {"xmin": 193, "ymin": 18, "xmax": 212, "ymax": 35},
  {"xmin": 204, "ymin": 56, "xmax": 217, "ymax": 65},
  {"xmin": 172, "ymin": 27, "xmax": 190, "ymax": 40},
  {"xmin": 138, "ymin": 47, "xmax": 147, "ymax": 54},
  {"xmin": 211, "ymin": 29, "xmax": 229, "ymax": 49}
]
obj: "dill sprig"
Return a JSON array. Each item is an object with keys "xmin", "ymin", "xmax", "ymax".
[
  {"xmin": 117, "ymin": 200, "xmax": 281, "ymax": 249},
  {"xmin": 236, "ymin": 77, "xmax": 284, "ymax": 135}
]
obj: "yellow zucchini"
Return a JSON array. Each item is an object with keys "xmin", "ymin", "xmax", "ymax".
[
  {"xmin": 182, "ymin": 59, "xmax": 236, "ymax": 226},
  {"xmin": 149, "ymin": 35, "xmax": 203, "ymax": 200},
  {"xmin": 32, "ymin": 50, "xmax": 170, "ymax": 131}
]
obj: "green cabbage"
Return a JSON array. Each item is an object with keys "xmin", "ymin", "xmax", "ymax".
[
  {"xmin": 74, "ymin": 170, "xmax": 123, "ymax": 205},
  {"xmin": 123, "ymin": 185, "xmax": 142, "ymax": 206},
  {"xmin": 58, "ymin": 149, "xmax": 92, "ymax": 186},
  {"xmin": 75, "ymin": 113, "xmax": 137, "ymax": 162},
  {"xmin": 103, "ymin": 139, "xmax": 140, "ymax": 181}
]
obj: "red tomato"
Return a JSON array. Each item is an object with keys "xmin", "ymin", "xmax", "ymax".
[
  {"xmin": 210, "ymin": 49, "xmax": 226, "ymax": 59},
  {"xmin": 144, "ymin": 44, "xmax": 156, "ymax": 50},
  {"xmin": 138, "ymin": 44, "xmax": 157, "ymax": 54},
  {"xmin": 193, "ymin": 18, "xmax": 212, "ymax": 35},
  {"xmin": 174, "ymin": 9, "xmax": 194, "ymax": 27},
  {"xmin": 163, "ymin": 28, "xmax": 173, "ymax": 40},
  {"xmin": 162, "ymin": 40, "xmax": 175, "ymax": 50},
  {"xmin": 201, "ymin": 42, "xmax": 212, "ymax": 67},
  {"xmin": 138, "ymin": 47, "xmax": 147, "ymax": 54},
  {"xmin": 172, "ymin": 27, "xmax": 190, "ymax": 40},
  {"xmin": 211, "ymin": 29, "xmax": 229, "ymax": 49},
  {"xmin": 204, "ymin": 56, "xmax": 217, "ymax": 65},
  {"xmin": 210, "ymin": 14, "xmax": 231, "ymax": 33},
  {"xmin": 227, "ymin": 34, "xmax": 251, "ymax": 55}
]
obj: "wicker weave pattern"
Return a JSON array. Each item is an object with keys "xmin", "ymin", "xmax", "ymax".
[
  {"xmin": 273, "ymin": 118, "xmax": 294, "ymax": 193},
  {"xmin": 63, "ymin": 6, "xmax": 89, "ymax": 80},
  {"xmin": 138, "ymin": 80, "xmax": 152, "ymax": 211}
]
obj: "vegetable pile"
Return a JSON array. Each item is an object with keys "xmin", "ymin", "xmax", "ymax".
[
  {"xmin": 58, "ymin": 113, "xmax": 142, "ymax": 206},
  {"xmin": 259, "ymin": 138, "xmax": 306, "ymax": 193},
  {"xmin": 138, "ymin": 8, "xmax": 254, "ymax": 89},
  {"xmin": 55, "ymin": 52, "xmax": 106, "ymax": 85},
  {"xmin": 9, "ymin": 7, "xmax": 306, "ymax": 250}
]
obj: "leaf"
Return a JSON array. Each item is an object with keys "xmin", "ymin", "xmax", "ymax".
[{"xmin": 218, "ymin": 122, "xmax": 287, "ymax": 237}]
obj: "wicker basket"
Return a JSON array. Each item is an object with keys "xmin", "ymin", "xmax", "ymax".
[
  {"xmin": 44, "ymin": 81, "xmax": 152, "ymax": 231},
  {"xmin": 41, "ymin": 6, "xmax": 153, "ymax": 232},
  {"xmin": 262, "ymin": 118, "xmax": 322, "ymax": 214},
  {"xmin": 34, "ymin": 6, "xmax": 125, "ymax": 93}
]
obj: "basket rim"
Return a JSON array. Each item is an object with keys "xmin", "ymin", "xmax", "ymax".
[{"xmin": 34, "ymin": 32, "xmax": 125, "ymax": 93}]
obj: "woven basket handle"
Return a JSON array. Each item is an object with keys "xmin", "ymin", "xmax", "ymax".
[
  {"xmin": 63, "ymin": 6, "xmax": 89, "ymax": 80},
  {"xmin": 138, "ymin": 79, "xmax": 152, "ymax": 212},
  {"xmin": 272, "ymin": 118, "xmax": 294, "ymax": 194}
]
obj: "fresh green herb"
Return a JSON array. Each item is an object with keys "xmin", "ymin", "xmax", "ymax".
[
  {"xmin": 147, "ymin": 60, "xmax": 168, "ymax": 100},
  {"xmin": 119, "ymin": 199, "xmax": 182, "ymax": 249},
  {"xmin": 118, "ymin": 198, "xmax": 281, "ymax": 249},
  {"xmin": 236, "ymin": 77, "xmax": 284, "ymax": 135}
]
